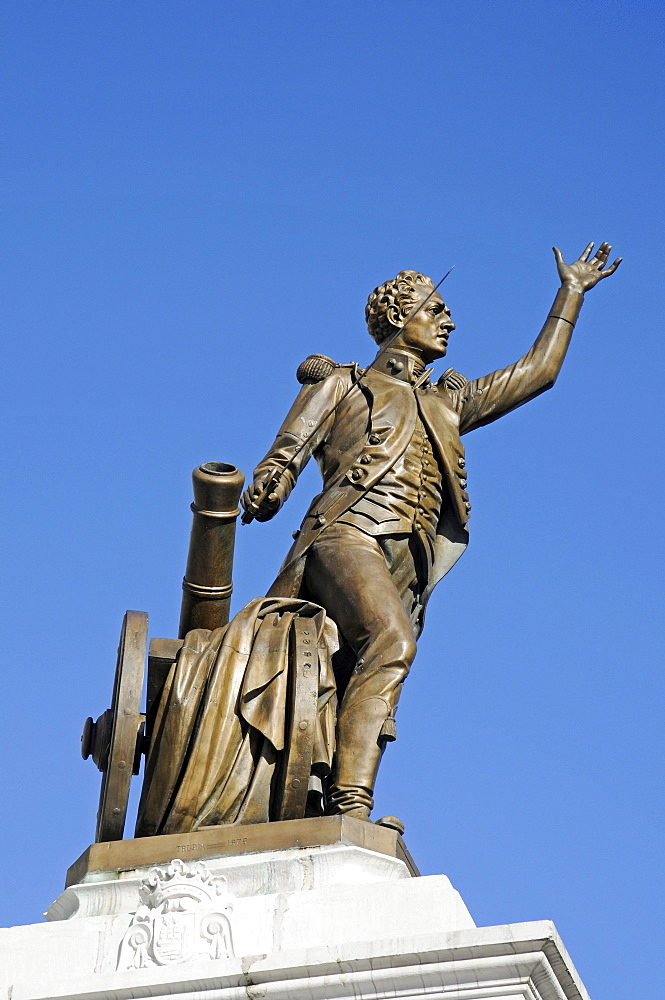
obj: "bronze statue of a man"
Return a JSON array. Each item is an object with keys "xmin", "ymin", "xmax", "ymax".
[{"xmin": 241, "ymin": 242, "xmax": 621, "ymax": 820}]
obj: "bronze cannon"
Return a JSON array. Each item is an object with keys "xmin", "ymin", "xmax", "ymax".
[
  {"xmin": 81, "ymin": 462, "xmax": 245, "ymax": 842},
  {"xmin": 81, "ymin": 461, "xmax": 336, "ymax": 842}
]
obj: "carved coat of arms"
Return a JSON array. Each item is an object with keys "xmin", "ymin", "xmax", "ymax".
[{"xmin": 118, "ymin": 858, "xmax": 235, "ymax": 970}]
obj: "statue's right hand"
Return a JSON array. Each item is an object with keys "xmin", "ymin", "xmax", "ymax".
[
  {"xmin": 241, "ymin": 476, "xmax": 288, "ymax": 522},
  {"xmin": 553, "ymin": 241, "xmax": 622, "ymax": 293}
]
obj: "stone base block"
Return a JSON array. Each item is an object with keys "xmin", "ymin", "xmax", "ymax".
[{"xmin": 0, "ymin": 818, "xmax": 590, "ymax": 1000}]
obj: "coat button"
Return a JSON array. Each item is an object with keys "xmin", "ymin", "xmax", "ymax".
[
  {"xmin": 369, "ymin": 434, "xmax": 381, "ymax": 445},
  {"xmin": 464, "ymin": 501, "xmax": 472, "ymax": 511},
  {"xmin": 360, "ymin": 454, "xmax": 372, "ymax": 464},
  {"xmin": 350, "ymin": 468, "xmax": 362, "ymax": 481},
  {"xmin": 460, "ymin": 478, "xmax": 467, "ymax": 488},
  {"xmin": 458, "ymin": 457, "xmax": 465, "ymax": 468}
]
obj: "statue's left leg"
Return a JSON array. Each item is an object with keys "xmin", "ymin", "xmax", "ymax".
[{"xmin": 303, "ymin": 525, "xmax": 421, "ymax": 818}]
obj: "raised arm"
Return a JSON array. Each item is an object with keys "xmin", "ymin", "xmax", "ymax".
[{"xmin": 457, "ymin": 242, "xmax": 621, "ymax": 435}]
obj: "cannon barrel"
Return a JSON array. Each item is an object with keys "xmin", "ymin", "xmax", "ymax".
[{"xmin": 178, "ymin": 462, "xmax": 245, "ymax": 638}]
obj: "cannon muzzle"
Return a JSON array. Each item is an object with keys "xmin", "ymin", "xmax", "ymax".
[{"xmin": 178, "ymin": 462, "xmax": 245, "ymax": 638}]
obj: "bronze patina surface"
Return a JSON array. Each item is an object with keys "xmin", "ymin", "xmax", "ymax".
[
  {"xmin": 134, "ymin": 597, "xmax": 337, "ymax": 837},
  {"xmin": 81, "ymin": 242, "xmax": 621, "ymax": 844},
  {"xmin": 81, "ymin": 611, "xmax": 148, "ymax": 842},
  {"xmin": 241, "ymin": 242, "xmax": 621, "ymax": 820},
  {"xmin": 65, "ymin": 815, "xmax": 419, "ymax": 887},
  {"xmin": 179, "ymin": 462, "xmax": 245, "ymax": 637}
]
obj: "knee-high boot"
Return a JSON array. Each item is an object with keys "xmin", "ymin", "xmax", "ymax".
[{"xmin": 327, "ymin": 669, "xmax": 403, "ymax": 818}]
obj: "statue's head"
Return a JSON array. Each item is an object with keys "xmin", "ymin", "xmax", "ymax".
[
  {"xmin": 366, "ymin": 271, "xmax": 435, "ymax": 345},
  {"xmin": 366, "ymin": 270, "xmax": 455, "ymax": 362}
]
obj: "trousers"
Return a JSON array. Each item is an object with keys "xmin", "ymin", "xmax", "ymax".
[{"xmin": 302, "ymin": 521, "xmax": 430, "ymax": 816}]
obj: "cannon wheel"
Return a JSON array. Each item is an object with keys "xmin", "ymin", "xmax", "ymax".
[{"xmin": 95, "ymin": 610, "xmax": 148, "ymax": 842}]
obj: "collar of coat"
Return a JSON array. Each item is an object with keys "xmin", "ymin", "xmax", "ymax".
[{"xmin": 370, "ymin": 347, "xmax": 428, "ymax": 385}]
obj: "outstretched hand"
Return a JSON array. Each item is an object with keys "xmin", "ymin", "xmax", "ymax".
[{"xmin": 553, "ymin": 241, "xmax": 622, "ymax": 293}]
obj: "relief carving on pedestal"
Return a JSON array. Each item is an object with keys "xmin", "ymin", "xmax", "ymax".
[{"xmin": 118, "ymin": 858, "xmax": 235, "ymax": 970}]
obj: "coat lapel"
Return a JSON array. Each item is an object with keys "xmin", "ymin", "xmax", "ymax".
[{"xmin": 416, "ymin": 388, "xmax": 469, "ymax": 527}]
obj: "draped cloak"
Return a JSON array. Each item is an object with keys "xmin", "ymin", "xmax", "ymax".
[{"xmin": 136, "ymin": 597, "xmax": 338, "ymax": 836}]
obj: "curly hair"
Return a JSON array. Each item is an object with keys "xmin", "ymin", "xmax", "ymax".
[{"xmin": 365, "ymin": 270, "xmax": 434, "ymax": 345}]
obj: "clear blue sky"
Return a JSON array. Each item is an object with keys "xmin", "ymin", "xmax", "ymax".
[{"xmin": 1, "ymin": 3, "xmax": 663, "ymax": 997}]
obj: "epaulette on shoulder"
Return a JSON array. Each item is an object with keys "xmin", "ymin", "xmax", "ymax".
[
  {"xmin": 296, "ymin": 354, "xmax": 356, "ymax": 384},
  {"xmin": 438, "ymin": 367, "xmax": 469, "ymax": 392}
]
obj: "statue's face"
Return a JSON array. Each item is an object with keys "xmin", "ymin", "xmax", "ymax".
[{"xmin": 389, "ymin": 286, "xmax": 455, "ymax": 363}]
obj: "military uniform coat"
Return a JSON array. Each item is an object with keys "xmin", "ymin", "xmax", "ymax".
[{"xmin": 254, "ymin": 311, "xmax": 574, "ymax": 611}]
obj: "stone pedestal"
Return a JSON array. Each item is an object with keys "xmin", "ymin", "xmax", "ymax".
[{"xmin": 0, "ymin": 817, "xmax": 590, "ymax": 1000}]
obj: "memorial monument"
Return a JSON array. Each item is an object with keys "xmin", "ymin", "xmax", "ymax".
[{"xmin": 0, "ymin": 241, "xmax": 620, "ymax": 1000}]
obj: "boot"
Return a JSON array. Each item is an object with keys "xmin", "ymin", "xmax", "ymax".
[{"xmin": 327, "ymin": 694, "xmax": 396, "ymax": 818}]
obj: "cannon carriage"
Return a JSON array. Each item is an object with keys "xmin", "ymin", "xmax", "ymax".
[
  {"xmin": 81, "ymin": 461, "xmax": 244, "ymax": 842},
  {"xmin": 81, "ymin": 461, "xmax": 334, "ymax": 842}
]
